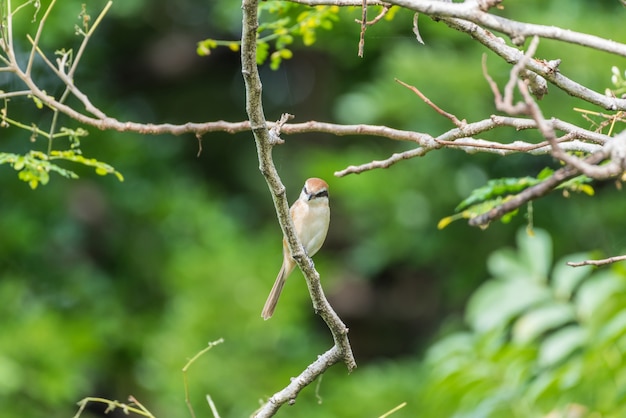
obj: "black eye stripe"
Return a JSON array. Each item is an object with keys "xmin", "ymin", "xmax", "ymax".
[{"xmin": 304, "ymin": 186, "xmax": 328, "ymax": 199}]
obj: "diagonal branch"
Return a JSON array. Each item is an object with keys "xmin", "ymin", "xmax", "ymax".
[{"xmin": 240, "ymin": 1, "xmax": 356, "ymax": 416}]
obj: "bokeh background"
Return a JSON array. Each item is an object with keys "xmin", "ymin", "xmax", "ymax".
[{"xmin": 2, "ymin": 0, "xmax": 626, "ymax": 417}]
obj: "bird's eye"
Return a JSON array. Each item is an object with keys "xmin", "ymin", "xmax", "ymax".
[{"xmin": 315, "ymin": 190, "xmax": 328, "ymax": 198}]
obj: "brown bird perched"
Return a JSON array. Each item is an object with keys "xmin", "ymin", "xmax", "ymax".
[{"xmin": 262, "ymin": 178, "xmax": 330, "ymax": 320}]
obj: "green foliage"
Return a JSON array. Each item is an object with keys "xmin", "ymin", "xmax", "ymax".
[
  {"xmin": 438, "ymin": 169, "xmax": 593, "ymax": 229},
  {"xmin": 1, "ymin": 1, "xmax": 122, "ymax": 189},
  {"xmin": 0, "ymin": 150, "xmax": 123, "ymax": 189},
  {"xmin": 418, "ymin": 228, "xmax": 626, "ymax": 417},
  {"xmin": 1, "ymin": 109, "xmax": 124, "ymax": 189},
  {"xmin": 197, "ymin": 2, "xmax": 340, "ymax": 69}
]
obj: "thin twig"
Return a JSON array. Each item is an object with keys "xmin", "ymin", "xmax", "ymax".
[
  {"xmin": 357, "ymin": 0, "xmax": 367, "ymax": 57},
  {"xmin": 567, "ymin": 254, "xmax": 626, "ymax": 267},
  {"xmin": 26, "ymin": 37, "xmax": 107, "ymax": 119},
  {"xmin": 356, "ymin": 3, "xmax": 390, "ymax": 57},
  {"xmin": 366, "ymin": 4, "xmax": 390, "ymax": 25},
  {"xmin": 69, "ymin": 1, "xmax": 113, "ymax": 79},
  {"xmin": 72, "ymin": 397, "xmax": 155, "ymax": 418},
  {"xmin": 378, "ymin": 402, "xmax": 408, "ymax": 418},
  {"xmin": 47, "ymin": 1, "xmax": 112, "ymax": 153},
  {"xmin": 26, "ymin": 0, "xmax": 56, "ymax": 77},
  {"xmin": 335, "ymin": 146, "xmax": 429, "ymax": 176},
  {"xmin": 182, "ymin": 339, "xmax": 224, "ymax": 418},
  {"xmin": 206, "ymin": 395, "xmax": 221, "ymax": 418},
  {"xmin": 395, "ymin": 78, "xmax": 465, "ymax": 127}
]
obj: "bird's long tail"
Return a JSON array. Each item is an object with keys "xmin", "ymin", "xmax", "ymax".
[{"xmin": 261, "ymin": 263, "xmax": 290, "ymax": 320}]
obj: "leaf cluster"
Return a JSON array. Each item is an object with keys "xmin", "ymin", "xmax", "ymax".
[
  {"xmin": 419, "ymin": 228, "xmax": 626, "ymax": 416},
  {"xmin": 197, "ymin": 2, "xmax": 340, "ymax": 69},
  {"xmin": 438, "ymin": 168, "xmax": 593, "ymax": 229},
  {"xmin": 0, "ymin": 125, "xmax": 123, "ymax": 189}
]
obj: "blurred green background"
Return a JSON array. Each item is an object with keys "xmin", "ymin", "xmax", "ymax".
[{"xmin": 2, "ymin": 0, "xmax": 626, "ymax": 417}]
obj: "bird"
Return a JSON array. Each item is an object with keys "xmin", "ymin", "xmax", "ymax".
[{"xmin": 262, "ymin": 178, "xmax": 330, "ymax": 320}]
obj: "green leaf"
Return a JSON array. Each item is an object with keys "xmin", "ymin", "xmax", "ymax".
[
  {"xmin": 575, "ymin": 271, "xmax": 626, "ymax": 322},
  {"xmin": 30, "ymin": 94, "xmax": 44, "ymax": 109},
  {"xmin": 256, "ymin": 41, "xmax": 269, "ymax": 65},
  {"xmin": 279, "ymin": 48, "xmax": 292, "ymax": 59},
  {"xmin": 557, "ymin": 174, "xmax": 593, "ymax": 195},
  {"xmin": 276, "ymin": 34, "xmax": 293, "ymax": 49},
  {"xmin": 455, "ymin": 177, "xmax": 540, "ymax": 212},
  {"xmin": 301, "ymin": 28, "xmax": 316, "ymax": 46},
  {"xmin": 516, "ymin": 228, "xmax": 552, "ymax": 281},
  {"xmin": 512, "ymin": 303, "xmax": 576, "ymax": 344},
  {"xmin": 487, "ymin": 247, "xmax": 529, "ymax": 281},
  {"xmin": 437, "ymin": 215, "xmax": 456, "ymax": 230},
  {"xmin": 196, "ymin": 38, "xmax": 217, "ymax": 56},
  {"xmin": 13, "ymin": 156, "xmax": 25, "ymax": 171},
  {"xmin": 425, "ymin": 332, "xmax": 475, "ymax": 366},
  {"xmin": 598, "ymin": 310, "xmax": 626, "ymax": 343},
  {"xmin": 536, "ymin": 167, "xmax": 554, "ymax": 180},
  {"xmin": 537, "ymin": 326, "xmax": 586, "ymax": 367},
  {"xmin": 269, "ymin": 52, "xmax": 280, "ymax": 70},
  {"xmin": 551, "ymin": 253, "xmax": 593, "ymax": 300},
  {"xmin": 466, "ymin": 278, "xmax": 551, "ymax": 333},
  {"xmin": 38, "ymin": 169, "xmax": 50, "ymax": 186},
  {"xmin": 500, "ymin": 208, "xmax": 519, "ymax": 223}
]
